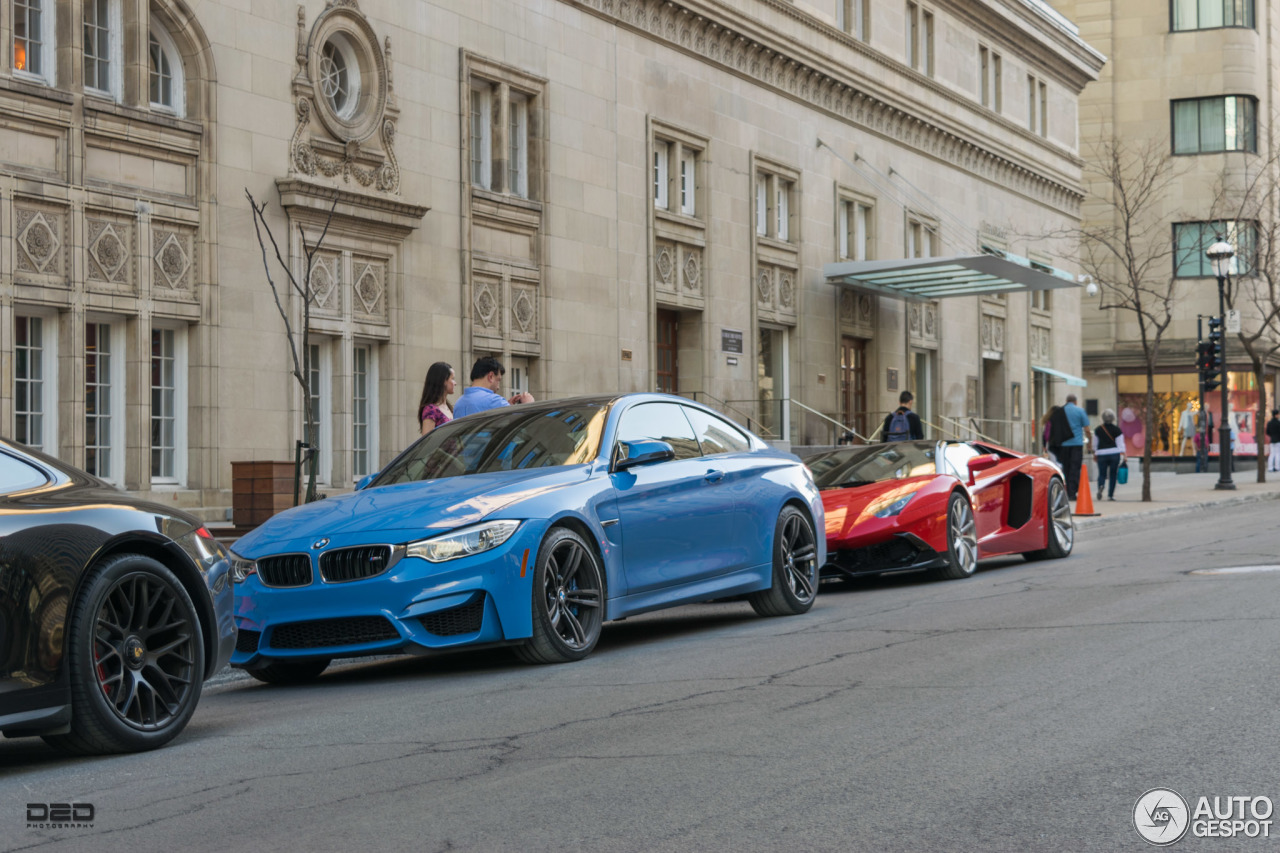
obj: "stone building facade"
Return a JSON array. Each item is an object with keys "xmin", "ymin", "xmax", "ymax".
[
  {"xmin": 1059, "ymin": 0, "xmax": 1279, "ymax": 460},
  {"xmin": 0, "ymin": 0, "xmax": 1100, "ymax": 514}
]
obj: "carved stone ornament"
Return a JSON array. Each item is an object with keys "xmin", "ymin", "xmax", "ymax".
[
  {"xmin": 309, "ymin": 255, "xmax": 340, "ymax": 310},
  {"xmin": 858, "ymin": 293, "xmax": 873, "ymax": 323},
  {"xmin": 88, "ymin": 222, "xmax": 130, "ymax": 284},
  {"xmin": 778, "ymin": 271, "xmax": 795, "ymax": 310},
  {"xmin": 153, "ymin": 230, "xmax": 193, "ymax": 290},
  {"xmin": 656, "ymin": 244, "xmax": 675, "ymax": 287},
  {"xmin": 16, "ymin": 210, "xmax": 61, "ymax": 275},
  {"xmin": 474, "ymin": 280, "xmax": 500, "ymax": 329},
  {"xmin": 290, "ymin": 2, "xmax": 400, "ymax": 193},
  {"xmin": 682, "ymin": 251, "xmax": 701, "ymax": 290},
  {"xmin": 839, "ymin": 289, "xmax": 855, "ymax": 322},
  {"xmin": 757, "ymin": 267, "xmax": 773, "ymax": 305},
  {"xmin": 354, "ymin": 262, "xmax": 384, "ymax": 314},
  {"xmin": 512, "ymin": 287, "xmax": 536, "ymax": 333}
]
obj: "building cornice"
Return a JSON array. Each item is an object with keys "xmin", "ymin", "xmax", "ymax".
[{"xmin": 563, "ymin": 0, "xmax": 1089, "ymax": 215}]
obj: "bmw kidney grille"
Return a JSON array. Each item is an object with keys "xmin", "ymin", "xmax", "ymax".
[{"xmin": 319, "ymin": 545, "xmax": 393, "ymax": 583}]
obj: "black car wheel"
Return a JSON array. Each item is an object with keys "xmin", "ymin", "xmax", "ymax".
[
  {"xmin": 245, "ymin": 658, "xmax": 331, "ymax": 685},
  {"xmin": 933, "ymin": 492, "xmax": 978, "ymax": 580},
  {"xmin": 749, "ymin": 506, "xmax": 819, "ymax": 616},
  {"xmin": 43, "ymin": 554, "xmax": 205, "ymax": 754},
  {"xmin": 516, "ymin": 527, "xmax": 604, "ymax": 664},
  {"xmin": 1024, "ymin": 477, "xmax": 1074, "ymax": 561}
]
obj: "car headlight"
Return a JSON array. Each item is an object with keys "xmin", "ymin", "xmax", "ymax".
[
  {"xmin": 229, "ymin": 552, "xmax": 258, "ymax": 583},
  {"xmin": 406, "ymin": 520, "xmax": 521, "ymax": 563},
  {"xmin": 869, "ymin": 488, "xmax": 921, "ymax": 518}
]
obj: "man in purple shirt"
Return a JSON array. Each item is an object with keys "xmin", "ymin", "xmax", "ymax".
[{"xmin": 452, "ymin": 356, "xmax": 535, "ymax": 418}]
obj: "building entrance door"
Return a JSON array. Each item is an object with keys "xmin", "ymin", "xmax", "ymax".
[
  {"xmin": 841, "ymin": 336, "xmax": 867, "ymax": 440},
  {"xmin": 656, "ymin": 309, "xmax": 678, "ymax": 393}
]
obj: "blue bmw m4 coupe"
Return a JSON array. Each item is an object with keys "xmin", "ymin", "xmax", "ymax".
[{"xmin": 230, "ymin": 393, "xmax": 824, "ymax": 682}]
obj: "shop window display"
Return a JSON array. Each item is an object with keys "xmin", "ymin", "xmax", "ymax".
[{"xmin": 1116, "ymin": 371, "xmax": 1274, "ymax": 457}]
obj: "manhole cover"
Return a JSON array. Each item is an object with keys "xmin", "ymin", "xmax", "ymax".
[{"xmin": 1190, "ymin": 565, "xmax": 1280, "ymax": 576}]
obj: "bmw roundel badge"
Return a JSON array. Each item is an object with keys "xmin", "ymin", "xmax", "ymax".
[{"xmin": 311, "ymin": 538, "xmax": 330, "ymax": 550}]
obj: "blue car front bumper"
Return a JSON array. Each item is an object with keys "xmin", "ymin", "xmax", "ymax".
[{"xmin": 232, "ymin": 520, "xmax": 549, "ymax": 667}]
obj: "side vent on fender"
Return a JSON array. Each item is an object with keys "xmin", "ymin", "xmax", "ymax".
[{"xmin": 1006, "ymin": 473, "xmax": 1034, "ymax": 529}]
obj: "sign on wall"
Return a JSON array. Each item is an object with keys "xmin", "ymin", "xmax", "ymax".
[{"xmin": 721, "ymin": 328, "xmax": 744, "ymax": 353}]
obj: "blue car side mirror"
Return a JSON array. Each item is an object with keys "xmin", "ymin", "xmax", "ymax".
[
  {"xmin": 356, "ymin": 472, "xmax": 379, "ymax": 490},
  {"xmin": 613, "ymin": 440, "xmax": 676, "ymax": 472}
]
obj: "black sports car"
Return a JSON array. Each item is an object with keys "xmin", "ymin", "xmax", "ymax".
[{"xmin": 0, "ymin": 439, "xmax": 235, "ymax": 753}]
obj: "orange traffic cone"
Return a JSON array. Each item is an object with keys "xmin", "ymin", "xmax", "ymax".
[{"xmin": 1073, "ymin": 462, "xmax": 1100, "ymax": 516}]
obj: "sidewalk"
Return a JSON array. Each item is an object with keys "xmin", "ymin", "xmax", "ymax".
[{"xmin": 1072, "ymin": 463, "xmax": 1280, "ymax": 529}]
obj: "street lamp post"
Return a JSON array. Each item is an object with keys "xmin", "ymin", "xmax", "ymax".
[{"xmin": 1207, "ymin": 237, "xmax": 1236, "ymax": 490}]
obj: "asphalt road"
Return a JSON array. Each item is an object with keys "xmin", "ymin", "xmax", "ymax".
[{"xmin": 4, "ymin": 503, "xmax": 1280, "ymax": 852}]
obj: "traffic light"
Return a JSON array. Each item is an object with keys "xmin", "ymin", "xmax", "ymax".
[{"xmin": 1199, "ymin": 317, "xmax": 1224, "ymax": 391}]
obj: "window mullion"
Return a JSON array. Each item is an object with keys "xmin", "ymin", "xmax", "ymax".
[{"xmin": 495, "ymin": 82, "xmax": 511, "ymax": 195}]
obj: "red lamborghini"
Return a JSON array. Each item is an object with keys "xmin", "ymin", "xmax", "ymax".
[{"xmin": 808, "ymin": 440, "xmax": 1074, "ymax": 582}]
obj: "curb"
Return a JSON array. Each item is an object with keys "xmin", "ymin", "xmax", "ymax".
[{"xmin": 1074, "ymin": 489, "xmax": 1280, "ymax": 530}]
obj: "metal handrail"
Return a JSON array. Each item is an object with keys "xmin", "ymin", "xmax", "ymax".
[
  {"xmin": 678, "ymin": 391, "xmax": 774, "ymax": 437},
  {"xmin": 938, "ymin": 415, "xmax": 999, "ymax": 444},
  {"xmin": 789, "ymin": 398, "xmax": 872, "ymax": 443}
]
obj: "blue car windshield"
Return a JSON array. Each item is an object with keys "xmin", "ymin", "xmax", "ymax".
[{"xmin": 372, "ymin": 403, "xmax": 609, "ymax": 485}]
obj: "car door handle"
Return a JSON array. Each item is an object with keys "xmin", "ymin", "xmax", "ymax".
[{"xmin": 704, "ymin": 469, "xmax": 724, "ymax": 483}]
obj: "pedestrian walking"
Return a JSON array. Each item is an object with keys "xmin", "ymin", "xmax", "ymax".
[
  {"xmin": 881, "ymin": 391, "xmax": 924, "ymax": 442},
  {"xmin": 416, "ymin": 361, "xmax": 456, "ymax": 437},
  {"xmin": 1059, "ymin": 394, "xmax": 1090, "ymax": 501},
  {"xmin": 1267, "ymin": 410, "xmax": 1280, "ymax": 472},
  {"xmin": 1094, "ymin": 409, "xmax": 1124, "ymax": 501},
  {"xmin": 1046, "ymin": 404, "xmax": 1071, "ymax": 465},
  {"xmin": 452, "ymin": 356, "xmax": 535, "ymax": 418}
]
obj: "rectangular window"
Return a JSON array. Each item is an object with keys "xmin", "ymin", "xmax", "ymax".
[
  {"xmin": 83, "ymin": 0, "xmax": 111, "ymax": 93},
  {"xmin": 1038, "ymin": 81, "xmax": 1048, "ymax": 136},
  {"xmin": 922, "ymin": 10, "xmax": 934, "ymax": 77},
  {"xmin": 86, "ymin": 321, "xmax": 120, "ymax": 481},
  {"xmin": 1172, "ymin": 96, "xmax": 1257, "ymax": 154},
  {"xmin": 306, "ymin": 341, "xmax": 332, "ymax": 485},
  {"xmin": 906, "ymin": 2, "xmax": 919, "ymax": 69},
  {"xmin": 654, "ymin": 139, "xmax": 670, "ymax": 210},
  {"xmin": 907, "ymin": 217, "xmax": 937, "ymax": 258},
  {"xmin": 352, "ymin": 344, "xmax": 374, "ymax": 479},
  {"xmin": 15, "ymin": 315, "xmax": 48, "ymax": 450},
  {"xmin": 776, "ymin": 180, "xmax": 791, "ymax": 241},
  {"xmin": 470, "ymin": 81, "xmax": 493, "ymax": 190},
  {"xmin": 1173, "ymin": 0, "xmax": 1254, "ymax": 30},
  {"xmin": 150, "ymin": 328, "xmax": 181, "ymax": 481},
  {"xmin": 509, "ymin": 92, "xmax": 528, "ymax": 198},
  {"xmin": 841, "ymin": 0, "xmax": 869, "ymax": 40},
  {"xmin": 1031, "ymin": 288, "xmax": 1052, "ymax": 311},
  {"xmin": 1027, "ymin": 74, "xmax": 1037, "ymax": 132},
  {"xmin": 993, "ymin": 55, "xmax": 1003, "ymax": 111},
  {"xmin": 839, "ymin": 198, "xmax": 873, "ymax": 261},
  {"xmin": 980, "ymin": 47, "xmax": 990, "ymax": 107},
  {"xmin": 679, "ymin": 148, "xmax": 696, "ymax": 216},
  {"xmin": 755, "ymin": 175, "xmax": 768, "ymax": 236},
  {"xmin": 1174, "ymin": 221, "xmax": 1258, "ymax": 277},
  {"xmin": 13, "ymin": 0, "xmax": 45, "ymax": 77}
]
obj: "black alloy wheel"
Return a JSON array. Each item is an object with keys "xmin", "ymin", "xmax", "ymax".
[
  {"xmin": 517, "ymin": 527, "xmax": 605, "ymax": 664},
  {"xmin": 1025, "ymin": 477, "xmax": 1074, "ymax": 561},
  {"xmin": 749, "ymin": 505, "xmax": 819, "ymax": 616},
  {"xmin": 933, "ymin": 492, "xmax": 979, "ymax": 580},
  {"xmin": 44, "ymin": 554, "xmax": 205, "ymax": 754}
]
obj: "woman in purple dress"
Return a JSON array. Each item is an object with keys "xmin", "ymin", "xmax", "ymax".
[{"xmin": 416, "ymin": 362, "xmax": 456, "ymax": 436}]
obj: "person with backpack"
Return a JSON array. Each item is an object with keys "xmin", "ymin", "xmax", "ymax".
[{"xmin": 881, "ymin": 391, "xmax": 924, "ymax": 442}]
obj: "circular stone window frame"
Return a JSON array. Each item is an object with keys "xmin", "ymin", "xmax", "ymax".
[{"xmin": 307, "ymin": 10, "xmax": 386, "ymax": 144}]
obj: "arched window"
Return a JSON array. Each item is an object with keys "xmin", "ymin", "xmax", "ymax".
[{"xmin": 148, "ymin": 23, "xmax": 184, "ymax": 115}]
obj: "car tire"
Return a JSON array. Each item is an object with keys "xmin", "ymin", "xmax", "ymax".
[
  {"xmin": 42, "ymin": 554, "xmax": 205, "ymax": 755},
  {"xmin": 515, "ymin": 526, "xmax": 605, "ymax": 664},
  {"xmin": 749, "ymin": 506, "xmax": 819, "ymax": 617},
  {"xmin": 245, "ymin": 658, "xmax": 331, "ymax": 685},
  {"xmin": 1024, "ymin": 477, "xmax": 1074, "ymax": 562},
  {"xmin": 932, "ymin": 492, "xmax": 978, "ymax": 581}
]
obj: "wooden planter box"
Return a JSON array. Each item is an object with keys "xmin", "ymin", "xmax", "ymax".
[{"xmin": 231, "ymin": 461, "xmax": 297, "ymax": 528}]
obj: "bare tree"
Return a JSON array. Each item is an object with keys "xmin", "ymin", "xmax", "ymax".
[
  {"xmin": 245, "ymin": 187, "xmax": 339, "ymax": 504},
  {"xmin": 1069, "ymin": 137, "xmax": 1185, "ymax": 501},
  {"xmin": 1207, "ymin": 152, "xmax": 1280, "ymax": 482}
]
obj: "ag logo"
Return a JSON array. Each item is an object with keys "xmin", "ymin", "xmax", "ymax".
[{"xmin": 1134, "ymin": 788, "xmax": 1190, "ymax": 846}]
